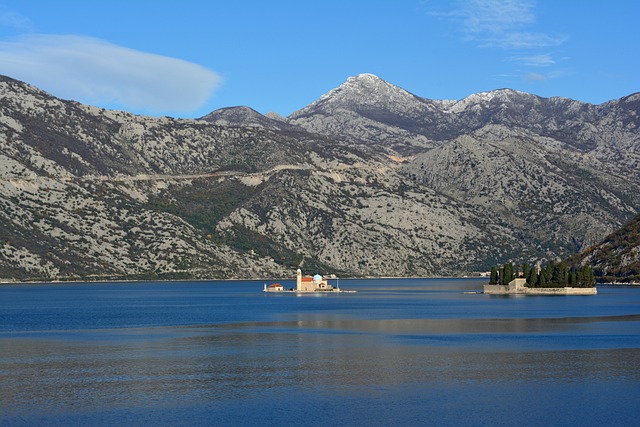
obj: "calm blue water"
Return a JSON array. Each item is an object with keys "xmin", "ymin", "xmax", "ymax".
[{"xmin": 1, "ymin": 278, "xmax": 639, "ymax": 426}]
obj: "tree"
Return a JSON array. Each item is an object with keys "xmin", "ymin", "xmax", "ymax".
[
  {"xmin": 522, "ymin": 262, "xmax": 529, "ymax": 279},
  {"xmin": 526, "ymin": 266, "xmax": 537, "ymax": 287},
  {"xmin": 538, "ymin": 269, "xmax": 547, "ymax": 287},
  {"xmin": 577, "ymin": 267, "xmax": 584, "ymax": 287},
  {"xmin": 489, "ymin": 266, "xmax": 498, "ymax": 285},
  {"xmin": 576, "ymin": 266, "xmax": 594, "ymax": 287},
  {"xmin": 568, "ymin": 269, "xmax": 577, "ymax": 286},
  {"xmin": 502, "ymin": 263, "xmax": 514, "ymax": 285},
  {"xmin": 545, "ymin": 261, "xmax": 555, "ymax": 285},
  {"xmin": 588, "ymin": 266, "xmax": 596, "ymax": 287},
  {"xmin": 560, "ymin": 262, "xmax": 569, "ymax": 286},
  {"xmin": 552, "ymin": 261, "xmax": 568, "ymax": 287},
  {"xmin": 521, "ymin": 260, "xmax": 596, "ymax": 288}
]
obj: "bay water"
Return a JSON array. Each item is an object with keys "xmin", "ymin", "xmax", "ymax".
[{"xmin": 1, "ymin": 278, "xmax": 639, "ymax": 426}]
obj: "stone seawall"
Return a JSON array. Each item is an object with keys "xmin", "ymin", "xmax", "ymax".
[
  {"xmin": 483, "ymin": 278, "xmax": 597, "ymax": 295},
  {"xmin": 483, "ymin": 285, "xmax": 597, "ymax": 295}
]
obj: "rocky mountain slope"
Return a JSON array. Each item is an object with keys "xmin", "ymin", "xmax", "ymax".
[
  {"xmin": 200, "ymin": 106, "xmax": 303, "ymax": 133},
  {"xmin": 287, "ymin": 74, "xmax": 640, "ymax": 252},
  {"xmin": 568, "ymin": 213, "xmax": 640, "ymax": 283},
  {"xmin": 1, "ymin": 73, "xmax": 639, "ymax": 281}
]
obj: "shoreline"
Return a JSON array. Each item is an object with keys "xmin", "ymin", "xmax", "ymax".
[
  {"xmin": 0, "ymin": 275, "xmax": 488, "ymax": 285},
  {"xmin": 2, "ymin": 276, "xmax": 637, "ymax": 287},
  {"xmin": 484, "ymin": 278, "xmax": 599, "ymax": 295}
]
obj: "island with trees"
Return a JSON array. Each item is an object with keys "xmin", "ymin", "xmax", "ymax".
[{"xmin": 483, "ymin": 261, "xmax": 597, "ymax": 295}]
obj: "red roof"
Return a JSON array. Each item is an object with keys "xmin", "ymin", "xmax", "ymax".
[
  {"xmin": 268, "ymin": 283, "xmax": 283, "ymax": 288},
  {"xmin": 301, "ymin": 277, "xmax": 313, "ymax": 282}
]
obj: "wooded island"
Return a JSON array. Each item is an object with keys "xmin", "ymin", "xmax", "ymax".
[{"xmin": 489, "ymin": 261, "xmax": 596, "ymax": 288}]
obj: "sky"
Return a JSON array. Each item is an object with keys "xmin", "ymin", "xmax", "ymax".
[{"xmin": 0, "ymin": 0, "xmax": 638, "ymax": 118}]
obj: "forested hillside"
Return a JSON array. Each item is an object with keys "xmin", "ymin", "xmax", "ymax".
[{"xmin": 569, "ymin": 214, "xmax": 640, "ymax": 283}]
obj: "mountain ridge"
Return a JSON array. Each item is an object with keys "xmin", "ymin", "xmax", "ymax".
[
  {"xmin": 286, "ymin": 74, "xmax": 640, "ymax": 150},
  {"xmin": 1, "ymin": 73, "xmax": 639, "ymax": 281}
]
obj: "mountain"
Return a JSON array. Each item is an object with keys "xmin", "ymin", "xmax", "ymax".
[
  {"xmin": 199, "ymin": 106, "xmax": 303, "ymax": 133},
  {"xmin": 290, "ymin": 74, "xmax": 640, "ymax": 253},
  {"xmin": 568, "ymin": 213, "xmax": 640, "ymax": 283},
  {"xmin": 1, "ymin": 73, "xmax": 639, "ymax": 281},
  {"xmin": 290, "ymin": 74, "xmax": 640, "ymax": 165},
  {"xmin": 289, "ymin": 73, "xmax": 447, "ymax": 153}
]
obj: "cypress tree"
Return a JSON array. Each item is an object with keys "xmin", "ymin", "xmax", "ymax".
[
  {"xmin": 552, "ymin": 262, "xmax": 568, "ymax": 287},
  {"xmin": 538, "ymin": 269, "xmax": 547, "ymax": 287},
  {"xmin": 527, "ymin": 266, "xmax": 537, "ymax": 287},
  {"xmin": 503, "ymin": 263, "xmax": 514, "ymax": 285},
  {"xmin": 489, "ymin": 266, "xmax": 498, "ymax": 285},
  {"xmin": 568, "ymin": 269, "xmax": 577, "ymax": 286},
  {"xmin": 577, "ymin": 266, "xmax": 585, "ymax": 287},
  {"xmin": 584, "ymin": 266, "xmax": 595, "ymax": 287},
  {"xmin": 523, "ymin": 263, "xmax": 529, "ymax": 279},
  {"xmin": 546, "ymin": 261, "xmax": 555, "ymax": 285},
  {"xmin": 577, "ymin": 266, "xmax": 590, "ymax": 287}
]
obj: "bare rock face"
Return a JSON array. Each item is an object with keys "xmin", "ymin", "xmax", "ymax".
[
  {"xmin": 288, "ymin": 73, "xmax": 640, "ymax": 252},
  {"xmin": 200, "ymin": 106, "xmax": 303, "ymax": 132},
  {"xmin": 0, "ymin": 73, "xmax": 639, "ymax": 281}
]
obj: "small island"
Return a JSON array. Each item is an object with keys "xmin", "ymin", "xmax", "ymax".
[
  {"xmin": 483, "ymin": 261, "xmax": 597, "ymax": 295},
  {"xmin": 263, "ymin": 269, "xmax": 354, "ymax": 293}
]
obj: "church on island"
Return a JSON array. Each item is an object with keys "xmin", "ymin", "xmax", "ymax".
[{"xmin": 264, "ymin": 269, "xmax": 351, "ymax": 293}]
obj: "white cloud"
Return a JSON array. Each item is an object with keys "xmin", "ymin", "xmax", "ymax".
[
  {"xmin": 488, "ymin": 31, "xmax": 567, "ymax": 49},
  {"xmin": 433, "ymin": 0, "xmax": 566, "ymax": 50},
  {"xmin": 525, "ymin": 72, "xmax": 547, "ymax": 83},
  {"xmin": 0, "ymin": 34, "xmax": 222, "ymax": 115},
  {"xmin": 0, "ymin": 10, "xmax": 35, "ymax": 31},
  {"xmin": 508, "ymin": 53, "xmax": 555, "ymax": 67},
  {"xmin": 523, "ymin": 69, "xmax": 570, "ymax": 84},
  {"xmin": 461, "ymin": 0, "xmax": 535, "ymax": 35}
]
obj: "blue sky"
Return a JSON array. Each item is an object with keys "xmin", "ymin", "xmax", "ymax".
[{"xmin": 0, "ymin": 1, "xmax": 638, "ymax": 118}]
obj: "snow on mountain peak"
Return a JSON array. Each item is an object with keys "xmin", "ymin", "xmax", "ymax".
[
  {"xmin": 345, "ymin": 73, "xmax": 383, "ymax": 84},
  {"xmin": 288, "ymin": 73, "xmax": 439, "ymax": 121},
  {"xmin": 311, "ymin": 73, "xmax": 418, "ymax": 107},
  {"xmin": 445, "ymin": 89, "xmax": 534, "ymax": 113},
  {"xmin": 341, "ymin": 73, "xmax": 398, "ymax": 93}
]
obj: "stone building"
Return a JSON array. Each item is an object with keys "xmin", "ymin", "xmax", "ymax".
[{"xmin": 296, "ymin": 269, "xmax": 335, "ymax": 292}]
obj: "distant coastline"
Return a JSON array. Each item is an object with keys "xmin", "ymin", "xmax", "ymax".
[
  {"xmin": 0, "ymin": 274, "xmax": 477, "ymax": 285},
  {"xmin": 2, "ymin": 275, "xmax": 637, "ymax": 287}
]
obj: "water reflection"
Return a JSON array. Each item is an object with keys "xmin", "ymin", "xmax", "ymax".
[
  {"xmin": 3, "ymin": 329, "xmax": 640, "ymax": 420},
  {"xmin": 188, "ymin": 312, "xmax": 640, "ymax": 335},
  {"xmin": 2, "ymin": 280, "xmax": 640, "ymax": 425}
]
